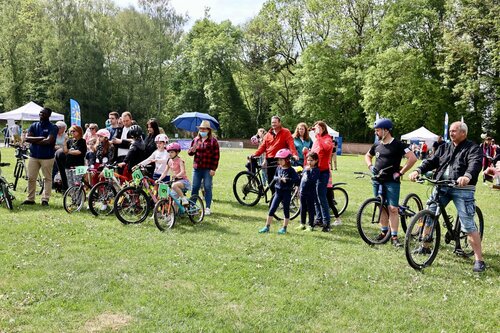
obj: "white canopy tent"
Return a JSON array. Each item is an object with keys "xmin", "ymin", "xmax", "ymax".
[
  {"xmin": 309, "ymin": 124, "xmax": 339, "ymax": 141},
  {"xmin": 0, "ymin": 102, "xmax": 64, "ymax": 121},
  {"xmin": 400, "ymin": 126, "xmax": 439, "ymax": 145}
]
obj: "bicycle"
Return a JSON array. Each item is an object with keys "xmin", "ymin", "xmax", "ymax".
[
  {"xmin": 354, "ymin": 166, "xmax": 423, "ymax": 245},
  {"xmin": 0, "ymin": 154, "xmax": 15, "ymax": 210},
  {"xmin": 87, "ymin": 163, "xmax": 130, "ymax": 216},
  {"xmin": 153, "ymin": 180, "xmax": 205, "ymax": 231},
  {"xmin": 404, "ymin": 177, "xmax": 484, "ymax": 270},
  {"xmin": 11, "ymin": 144, "xmax": 44, "ymax": 194},
  {"xmin": 113, "ymin": 165, "xmax": 161, "ymax": 224},
  {"xmin": 62, "ymin": 166, "xmax": 99, "ymax": 213},
  {"xmin": 232, "ymin": 157, "xmax": 302, "ymax": 220}
]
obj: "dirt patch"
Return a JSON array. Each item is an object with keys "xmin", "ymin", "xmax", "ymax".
[{"xmin": 83, "ymin": 313, "xmax": 132, "ymax": 332}]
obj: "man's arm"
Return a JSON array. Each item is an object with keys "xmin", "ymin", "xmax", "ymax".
[
  {"xmin": 457, "ymin": 144, "xmax": 483, "ymax": 186},
  {"xmin": 365, "ymin": 151, "xmax": 374, "ymax": 171},
  {"xmin": 399, "ymin": 150, "xmax": 418, "ymax": 176}
]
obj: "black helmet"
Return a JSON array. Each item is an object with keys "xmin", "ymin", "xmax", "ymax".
[{"xmin": 127, "ymin": 125, "xmax": 143, "ymax": 139}]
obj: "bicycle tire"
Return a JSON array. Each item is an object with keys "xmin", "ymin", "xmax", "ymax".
[
  {"xmin": 37, "ymin": 172, "xmax": 44, "ymax": 195},
  {"xmin": 1, "ymin": 183, "xmax": 13, "ymax": 210},
  {"xmin": 88, "ymin": 181, "xmax": 117, "ymax": 217},
  {"xmin": 188, "ymin": 195, "xmax": 205, "ymax": 224},
  {"xmin": 232, "ymin": 171, "xmax": 262, "ymax": 206},
  {"xmin": 331, "ymin": 187, "xmax": 349, "ymax": 216},
  {"xmin": 153, "ymin": 198, "xmax": 176, "ymax": 231},
  {"xmin": 356, "ymin": 197, "xmax": 391, "ymax": 245},
  {"xmin": 13, "ymin": 160, "xmax": 23, "ymax": 191},
  {"xmin": 113, "ymin": 186, "xmax": 150, "ymax": 224},
  {"xmin": 404, "ymin": 210, "xmax": 441, "ymax": 270},
  {"xmin": 63, "ymin": 185, "xmax": 86, "ymax": 214},
  {"xmin": 272, "ymin": 185, "xmax": 300, "ymax": 221},
  {"xmin": 401, "ymin": 193, "xmax": 423, "ymax": 233},
  {"xmin": 455, "ymin": 206, "xmax": 484, "ymax": 257}
]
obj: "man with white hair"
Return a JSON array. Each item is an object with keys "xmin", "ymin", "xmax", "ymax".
[{"xmin": 409, "ymin": 121, "xmax": 485, "ymax": 272}]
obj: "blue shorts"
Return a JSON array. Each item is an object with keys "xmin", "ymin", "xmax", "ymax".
[
  {"xmin": 372, "ymin": 181, "xmax": 400, "ymax": 207},
  {"xmin": 429, "ymin": 187, "xmax": 478, "ymax": 233},
  {"xmin": 153, "ymin": 173, "xmax": 170, "ymax": 182},
  {"xmin": 170, "ymin": 179, "xmax": 192, "ymax": 199}
]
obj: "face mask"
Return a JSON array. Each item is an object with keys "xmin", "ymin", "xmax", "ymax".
[{"xmin": 199, "ymin": 131, "xmax": 208, "ymax": 137}]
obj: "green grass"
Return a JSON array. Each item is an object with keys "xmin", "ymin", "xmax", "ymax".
[{"xmin": 0, "ymin": 147, "xmax": 498, "ymax": 332}]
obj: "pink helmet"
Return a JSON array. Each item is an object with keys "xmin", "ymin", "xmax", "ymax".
[
  {"xmin": 166, "ymin": 142, "xmax": 181, "ymax": 152},
  {"xmin": 250, "ymin": 135, "xmax": 259, "ymax": 145},
  {"xmin": 275, "ymin": 148, "xmax": 292, "ymax": 159},
  {"xmin": 155, "ymin": 134, "xmax": 169, "ymax": 143},
  {"xmin": 96, "ymin": 129, "xmax": 110, "ymax": 139}
]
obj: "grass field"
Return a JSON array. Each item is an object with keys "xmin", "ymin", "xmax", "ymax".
[{"xmin": 0, "ymin": 147, "xmax": 498, "ymax": 332}]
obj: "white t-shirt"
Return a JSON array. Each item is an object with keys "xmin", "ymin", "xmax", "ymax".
[
  {"xmin": 118, "ymin": 126, "xmax": 130, "ymax": 157},
  {"xmin": 140, "ymin": 150, "xmax": 169, "ymax": 175}
]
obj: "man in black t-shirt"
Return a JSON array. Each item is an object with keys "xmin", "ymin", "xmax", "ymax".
[
  {"xmin": 432, "ymin": 136, "xmax": 444, "ymax": 156},
  {"xmin": 365, "ymin": 118, "xmax": 417, "ymax": 247}
]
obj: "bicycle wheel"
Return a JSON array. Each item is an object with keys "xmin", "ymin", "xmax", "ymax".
[
  {"xmin": 455, "ymin": 206, "xmax": 484, "ymax": 257},
  {"xmin": 13, "ymin": 160, "xmax": 23, "ymax": 191},
  {"xmin": 37, "ymin": 172, "xmax": 44, "ymax": 195},
  {"xmin": 153, "ymin": 198, "xmax": 176, "ymax": 231},
  {"xmin": 88, "ymin": 181, "xmax": 117, "ymax": 216},
  {"xmin": 331, "ymin": 187, "xmax": 348, "ymax": 216},
  {"xmin": 356, "ymin": 198, "xmax": 390, "ymax": 245},
  {"xmin": 405, "ymin": 210, "xmax": 441, "ymax": 270},
  {"xmin": 232, "ymin": 171, "xmax": 262, "ymax": 206},
  {"xmin": 187, "ymin": 195, "xmax": 205, "ymax": 224},
  {"xmin": 63, "ymin": 185, "xmax": 86, "ymax": 214},
  {"xmin": 114, "ymin": 186, "xmax": 150, "ymax": 224},
  {"xmin": 401, "ymin": 193, "xmax": 423, "ymax": 233},
  {"xmin": 272, "ymin": 185, "xmax": 300, "ymax": 221},
  {"xmin": 1, "ymin": 183, "xmax": 13, "ymax": 210}
]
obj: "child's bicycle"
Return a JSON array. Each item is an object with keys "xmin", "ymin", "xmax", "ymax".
[
  {"xmin": 87, "ymin": 163, "xmax": 131, "ymax": 216},
  {"xmin": 62, "ymin": 166, "xmax": 100, "ymax": 213},
  {"xmin": 404, "ymin": 177, "xmax": 484, "ymax": 270},
  {"xmin": 0, "ymin": 160, "xmax": 15, "ymax": 210},
  {"xmin": 153, "ymin": 180, "xmax": 205, "ymax": 231},
  {"xmin": 354, "ymin": 166, "xmax": 423, "ymax": 245},
  {"xmin": 113, "ymin": 165, "xmax": 161, "ymax": 224}
]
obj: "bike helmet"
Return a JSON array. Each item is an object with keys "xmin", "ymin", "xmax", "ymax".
[
  {"xmin": 96, "ymin": 129, "xmax": 110, "ymax": 139},
  {"xmin": 275, "ymin": 148, "xmax": 292, "ymax": 159},
  {"xmin": 250, "ymin": 135, "xmax": 259, "ymax": 145},
  {"xmin": 155, "ymin": 134, "xmax": 169, "ymax": 143},
  {"xmin": 373, "ymin": 118, "xmax": 393, "ymax": 131},
  {"xmin": 127, "ymin": 125, "xmax": 143, "ymax": 139},
  {"xmin": 166, "ymin": 142, "xmax": 181, "ymax": 152}
]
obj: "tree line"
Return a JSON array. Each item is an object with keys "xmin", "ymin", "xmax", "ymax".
[{"xmin": 0, "ymin": 0, "xmax": 498, "ymax": 141}]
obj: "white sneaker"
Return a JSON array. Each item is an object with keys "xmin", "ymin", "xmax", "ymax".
[
  {"xmin": 332, "ymin": 218, "xmax": 342, "ymax": 226},
  {"xmin": 181, "ymin": 197, "xmax": 189, "ymax": 206},
  {"xmin": 205, "ymin": 207, "xmax": 211, "ymax": 216},
  {"xmin": 100, "ymin": 204, "xmax": 108, "ymax": 211}
]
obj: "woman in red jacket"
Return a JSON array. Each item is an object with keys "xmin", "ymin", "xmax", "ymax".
[{"xmin": 310, "ymin": 121, "xmax": 333, "ymax": 232}]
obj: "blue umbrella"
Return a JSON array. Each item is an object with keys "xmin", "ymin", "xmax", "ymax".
[{"xmin": 171, "ymin": 112, "xmax": 220, "ymax": 132}]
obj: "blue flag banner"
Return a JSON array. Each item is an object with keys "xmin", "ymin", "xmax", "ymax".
[
  {"xmin": 444, "ymin": 113, "xmax": 449, "ymax": 141},
  {"xmin": 374, "ymin": 113, "xmax": 380, "ymax": 144},
  {"xmin": 70, "ymin": 99, "xmax": 81, "ymax": 126}
]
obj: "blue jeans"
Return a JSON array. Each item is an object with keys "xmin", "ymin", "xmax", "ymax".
[
  {"xmin": 269, "ymin": 189, "xmax": 292, "ymax": 218},
  {"xmin": 428, "ymin": 187, "xmax": 477, "ymax": 233},
  {"xmin": 315, "ymin": 170, "xmax": 331, "ymax": 226},
  {"xmin": 192, "ymin": 168, "xmax": 213, "ymax": 208}
]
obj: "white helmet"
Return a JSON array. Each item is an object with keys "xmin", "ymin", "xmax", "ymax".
[{"xmin": 155, "ymin": 134, "xmax": 169, "ymax": 143}]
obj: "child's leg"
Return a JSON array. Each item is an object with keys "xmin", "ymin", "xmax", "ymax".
[
  {"xmin": 267, "ymin": 191, "xmax": 283, "ymax": 225},
  {"xmin": 172, "ymin": 181, "xmax": 185, "ymax": 199},
  {"xmin": 281, "ymin": 191, "xmax": 292, "ymax": 228},
  {"xmin": 300, "ymin": 195, "xmax": 308, "ymax": 225}
]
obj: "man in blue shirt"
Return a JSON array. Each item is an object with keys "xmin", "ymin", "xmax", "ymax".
[{"xmin": 22, "ymin": 107, "xmax": 58, "ymax": 206}]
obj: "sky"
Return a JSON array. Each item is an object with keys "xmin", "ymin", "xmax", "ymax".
[{"xmin": 114, "ymin": 0, "xmax": 267, "ymax": 28}]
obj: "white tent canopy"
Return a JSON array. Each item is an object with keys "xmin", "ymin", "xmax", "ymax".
[
  {"xmin": 309, "ymin": 124, "xmax": 339, "ymax": 141},
  {"xmin": 0, "ymin": 102, "xmax": 64, "ymax": 121},
  {"xmin": 401, "ymin": 126, "xmax": 439, "ymax": 143}
]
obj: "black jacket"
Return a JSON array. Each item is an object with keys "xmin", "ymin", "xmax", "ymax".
[{"xmin": 417, "ymin": 139, "xmax": 483, "ymax": 185}]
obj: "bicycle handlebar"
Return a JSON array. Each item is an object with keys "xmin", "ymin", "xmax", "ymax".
[{"xmin": 0, "ymin": 163, "xmax": 10, "ymax": 167}]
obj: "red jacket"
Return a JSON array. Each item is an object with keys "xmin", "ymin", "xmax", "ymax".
[
  {"xmin": 254, "ymin": 127, "xmax": 298, "ymax": 158},
  {"xmin": 311, "ymin": 133, "xmax": 333, "ymax": 171}
]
